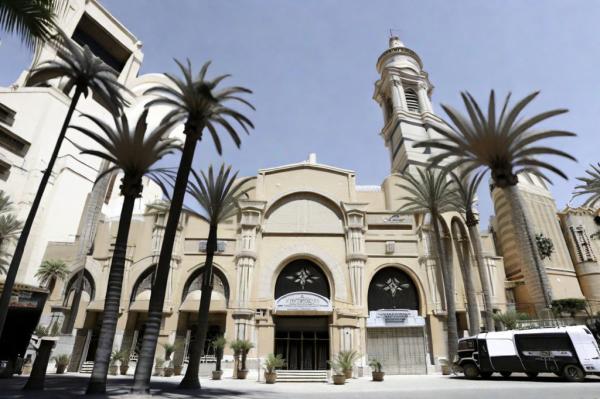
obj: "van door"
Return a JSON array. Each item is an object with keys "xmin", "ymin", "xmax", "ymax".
[{"xmin": 487, "ymin": 337, "xmax": 524, "ymax": 372}]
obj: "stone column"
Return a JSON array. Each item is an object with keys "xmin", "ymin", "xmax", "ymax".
[
  {"xmin": 344, "ymin": 209, "xmax": 367, "ymax": 307},
  {"xmin": 417, "ymin": 82, "xmax": 433, "ymax": 113},
  {"xmin": 391, "ymin": 77, "xmax": 408, "ymax": 111},
  {"xmin": 233, "ymin": 200, "xmax": 265, "ymax": 339}
]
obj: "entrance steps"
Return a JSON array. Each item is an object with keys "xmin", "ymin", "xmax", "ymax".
[
  {"xmin": 80, "ymin": 361, "xmax": 94, "ymax": 373},
  {"xmin": 276, "ymin": 370, "xmax": 328, "ymax": 382}
]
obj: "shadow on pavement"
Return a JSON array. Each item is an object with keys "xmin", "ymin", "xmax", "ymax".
[
  {"xmin": 449, "ymin": 373, "xmax": 600, "ymax": 384},
  {"xmin": 0, "ymin": 374, "xmax": 269, "ymax": 398}
]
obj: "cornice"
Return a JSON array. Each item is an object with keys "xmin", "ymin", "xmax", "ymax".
[{"xmin": 377, "ymin": 46, "xmax": 424, "ymax": 71}]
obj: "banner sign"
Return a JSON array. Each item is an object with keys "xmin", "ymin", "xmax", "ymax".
[
  {"xmin": 366, "ymin": 309, "xmax": 425, "ymax": 328},
  {"xmin": 275, "ymin": 291, "xmax": 332, "ymax": 312}
]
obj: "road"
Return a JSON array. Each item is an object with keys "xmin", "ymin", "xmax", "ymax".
[{"xmin": 1, "ymin": 372, "xmax": 599, "ymax": 398}]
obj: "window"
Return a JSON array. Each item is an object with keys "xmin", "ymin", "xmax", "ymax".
[
  {"xmin": 199, "ymin": 240, "xmax": 226, "ymax": 253},
  {"xmin": 404, "ymin": 88, "xmax": 420, "ymax": 113},
  {"xmin": 0, "ymin": 159, "xmax": 10, "ymax": 180},
  {"xmin": 0, "ymin": 125, "xmax": 29, "ymax": 156},
  {"xmin": 71, "ymin": 13, "xmax": 131, "ymax": 72},
  {"xmin": 0, "ymin": 103, "xmax": 16, "ymax": 126}
]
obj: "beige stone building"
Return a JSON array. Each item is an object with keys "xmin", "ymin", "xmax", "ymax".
[{"xmin": 35, "ymin": 25, "xmax": 510, "ymax": 374}]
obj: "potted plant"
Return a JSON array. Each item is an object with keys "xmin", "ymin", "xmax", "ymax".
[
  {"xmin": 119, "ymin": 351, "xmax": 130, "ymax": 375},
  {"xmin": 369, "ymin": 359, "xmax": 384, "ymax": 381},
  {"xmin": 21, "ymin": 359, "xmax": 32, "ymax": 376},
  {"xmin": 53, "ymin": 354, "xmax": 70, "ymax": 374},
  {"xmin": 161, "ymin": 342, "xmax": 176, "ymax": 377},
  {"xmin": 153, "ymin": 358, "xmax": 165, "ymax": 376},
  {"xmin": 173, "ymin": 358, "xmax": 183, "ymax": 376},
  {"xmin": 238, "ymin": 339, "xmax": 254, "ymax": 379},
  {"xmin": 109, "ymin": 350, "xmax": 122, "ymax": 376},
  {"xmin": 263, "ymin": 353, "xmax": 285, "ymax": 384},
  {"xmin": 328, "ymin": 356, "xmax": 346, "ymax": 385},
  {"xmin": 212, "ymin": 336, "xmax": 227, "ymax": 380},
  {"xmin": 230, "ymin": 340, "xmax": 243, "ymax": 379},
  {"xmin": 338, "ymin": 350, "xmax": 360, "ymax": 378}
]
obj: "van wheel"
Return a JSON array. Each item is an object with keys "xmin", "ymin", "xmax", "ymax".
[
  {"xmin": 563, "ymin": 365, "xmax": 585, "ymax": 382},
  {"xmin": 463, "ymin": 363, "xmax": 480, "ymax": 379},
  {"xmin": 526, "ymin": 372, "xmax": 538, "ymax": 379},
  {"xmin": 500, "ymin": 372, "xmax": 512, "ymax": 378}
]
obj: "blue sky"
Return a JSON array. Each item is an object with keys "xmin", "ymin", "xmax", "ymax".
[{"xmin": 1, "ymin": 0, "xmax": 599, "ymax": 227}]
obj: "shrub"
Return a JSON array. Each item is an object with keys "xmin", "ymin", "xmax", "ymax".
[
  {"xmin": 369, "ymin": 359, "xmax": 383, "ymax": 373},
  {"xmin": 552, "ymin": 298, "xmax": 588, "ymax": 317},
  {"xmin": 263, "ymin": 353, "xmax": 285, "ymax": 373},
  {"xmin": 493, "ymin": 310, "xmax": 530, "ymax": 330},
  {"xmin": 53, "ymin": 354, "xmax": 70, "ymax": 367}
]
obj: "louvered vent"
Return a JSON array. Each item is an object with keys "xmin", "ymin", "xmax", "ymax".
[{"xmin": 405, "ymin": 88, "xmax": 420, "ymax": 113}]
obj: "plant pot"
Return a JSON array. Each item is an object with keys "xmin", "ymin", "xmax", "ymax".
[
  {"xmin": 164, "ymin": 367, "xmax": 174, "ymax": 377},
  {"xmin": 332, "ymin": 374, "xmax": 346, "ymax": 385},
  {"xmin": 56, "ymin": 364, "xmax": 67, "ymax": 374},
  {"xmin": 174, "ymin": 365, "xmax": 183, "ymax": 376},
  {"xmin": 344, "ymin": 369, "xmax": 353, "ymax": 379},
  {"xmin": 120, "ymin": 365, "xmax": 129, "ymax": 375},
  {"xmin": 372, "ymin": 371, "xmax": 384, "ymax": 381},
  {"xmin": 108, "ymin": 365, "xmax": 118, "ymax": 376},
  {"xmin": 264, "ymin": 371, "xmax": 277, "ymax": 384},
  {"xmin": 212, "ymin": 370, "xmax": 223, "ymax": 380},
  {"xmin": 153, "ymin": 367, "xmax": 164, "ymax": 377},
  {"xmin": 237, "ymin": 369, "xmax": 248, "ymax": 379}
]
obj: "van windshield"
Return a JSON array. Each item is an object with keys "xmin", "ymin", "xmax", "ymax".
[{"xmin": 458, "ymin": 339, "xmax": 475, "ymax": 351}]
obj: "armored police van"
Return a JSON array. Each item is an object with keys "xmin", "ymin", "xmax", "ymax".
[{"xmin": 455, "ymin": 326, "xmax": 600, "ymax": 382}]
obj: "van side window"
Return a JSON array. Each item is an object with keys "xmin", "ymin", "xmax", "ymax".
[{"xmin": 515, "ymin": 334, "xmax": 573, "ymax": 357}]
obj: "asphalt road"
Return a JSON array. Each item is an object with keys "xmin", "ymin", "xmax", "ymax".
[{"xmin": 1, "ymin": 373, "xmax": 599, "ymax": 398}]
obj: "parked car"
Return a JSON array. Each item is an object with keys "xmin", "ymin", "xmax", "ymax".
[{"xmin": 455, "ymin": 325, "xmax": 600, "ymax": 382}]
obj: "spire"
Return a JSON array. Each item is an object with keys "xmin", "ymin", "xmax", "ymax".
[{"xmin": 389, "ymin": 36, "xmax": 405, "ymax": 49}]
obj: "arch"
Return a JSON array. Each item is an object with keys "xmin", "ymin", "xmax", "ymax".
[
  {"xmin": 275, "ymin": 258, "xmax": 331, "ymax": 299},
  {"xmin": 368, "ymin": 266, "xmax": 421, "ymax": 313},
  {"xmin": 181, "ymin": 265, "xmax": 230, "ymax": 307},
  {"xmin": 264, "ymin": 192, "xmax": 344, "ymax": 234},
  {"xmin": 63, "ymin": 269, "xmax": 95, "ymax": 306},
  {"xmin": 130, "ymin": 266, "xmax": 155, "ymax": 302},
  {"xmin": 258, "ymin": 243, "xmax": 347, "ymax": 301}
]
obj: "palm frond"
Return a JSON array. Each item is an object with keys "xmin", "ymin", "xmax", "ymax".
[
  {"xmin": 0, "ymin": 0, "xmax": 63, "ymax": 49},
  {"xmin": 143, "ymin": 59, "xmax": 254, "ymax": 154},
  {"xmin": 573, "ymin": 163, "xmax": 600, "ymax": 207},
  {"xmin": 397, "ymin": 168, "xmax": 458, "ymax": 218},
  {"xmin": 34, "ymin": 259, "xmax": 68, "ymax": 286},
  {"xmin": 416, "ymin": 91, "xmax": 576, "ymax": 188}
]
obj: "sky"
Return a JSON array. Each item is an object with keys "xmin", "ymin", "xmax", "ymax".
[{"xmin": 1, "ymin": 0, "xmax": 599, "ymax": 228}]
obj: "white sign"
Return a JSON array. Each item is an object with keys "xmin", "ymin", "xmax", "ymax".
[
  {"xmin": 275, "ymin": 291, "xmax": 332, "ymax": 313},
  {"xmin": 366, "ymin": 309, "xmax": 425, "ymax": 328}
]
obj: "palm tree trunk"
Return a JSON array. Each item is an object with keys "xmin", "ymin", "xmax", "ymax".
[
  {"xmin": 432, "ymin": 215, "xmax": 458, "ymax": 361},
  {"xmin": 64, "ymin": 161, "xmax": 113, "ymax": 334},
  {"xmin": 503, "ymin": 185, "xmax": 552, "ymax": 312},
  {"xmin": 132, "ymin": 131, "xmax": 200, "ymax": 393},
  {"xmin": 466, "ymin": 220, "xmax": 495, "ymax": 332},
  {"xmin": 0, "ymin": 88, "xmax": 83, "ymax": 339},
  {"xmin": 87, "ymin": 185, "xmax": 138, "ymax": 394},
  {"xmin": 179, "ymin": 223, "xmax": 217, "ymax": 389},
  {"xmin": 451, "ymin": 223, "xmax": 480, "ymax": 335}
]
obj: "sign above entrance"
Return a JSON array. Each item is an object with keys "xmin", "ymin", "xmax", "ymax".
[
  {"xmin": 274, "ymin": 291, "xmax": 332, "ymax": 313},
  {"xmin": 366, "ymin": 309, "xmax": 425, "ymax": 328}
]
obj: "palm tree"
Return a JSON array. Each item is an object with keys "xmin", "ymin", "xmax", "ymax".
[
  {"xmin": 573, "ymin": 163, "xmax": 600, "ymax": 207},
  {"xmin": 34, "ymin": 259, "xmax": 68, "ymax": 295},
  {"xmin": 179, "ymin": 165, "xmax": 250, "ymax": 389},
  {"xmin": 132, "ymin": 60, "xmax": 254, "ymax": 393},
  {"xmin": 450, "ymin": 172, "xmax": 495, "ymax": 332},
  {"xmin": 397, "ymin": 168, "xmax": 460, "ymax": 361},
  {"xmin": 0, "ymin": 32, "xmax": 129, "ymax": 339},
  {"xmin": 0, "ymin": 0, "xmax": 61, "ymax": 49},
  {"xmin": 69, "ymin": 109, "xmax": 179, "ymax": 394},
  {"xmin": 0, "ymin": 190, "xmax": 23, "ymax": 250},
  {"xmin": 417, "ymin": 91, "xmax": 576, "ymax": 311}
]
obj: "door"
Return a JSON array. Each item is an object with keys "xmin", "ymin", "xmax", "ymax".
[
  {"xmin": 274, "ymin": 316, "xmax": 329, "ymax": 370},
  {"xmin": 366, "ymin": 327, "xmax": 427, "ymax": 374}
]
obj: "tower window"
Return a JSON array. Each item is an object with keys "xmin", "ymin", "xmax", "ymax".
[{"xmin": 405, "ymin": 88, "xmax": 420, "ymax": 113}]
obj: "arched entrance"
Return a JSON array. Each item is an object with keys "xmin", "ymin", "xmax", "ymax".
[
  {"xmin": 366, "ymin": 266, "xmax": 427, "ymax": 375},
  {"xmin": 273, "ymin": 259, "xmax": 331, "ymax": 370}
]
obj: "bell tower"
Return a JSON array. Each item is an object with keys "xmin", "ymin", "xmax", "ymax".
[{"xmin": 373, "ymin": 37, "xmax": 445, "ymax": 174}]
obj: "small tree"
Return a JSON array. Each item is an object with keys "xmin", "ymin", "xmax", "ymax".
[
  {"xmin": 239, "ymin": 340, "xmax": 254, "ymax": 371},
  {"xmin": 263, "ymin": 353, "xmax": 285, "ymax": 374},
  {"xmin": 161, "ymin": 342, "xmax": 176, "ymax": 362},
  {"xmin": 211, "ymin": 336, "xmax": 227, "ymax": 372},
  {"xmin": 551, "ymin": 298, "xmax": 588, "ymax": 318},
  {"xmin": 493, "ymin": 310, "xmax": 530, "ymax": 330}
]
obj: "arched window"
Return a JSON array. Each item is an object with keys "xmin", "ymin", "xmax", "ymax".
[
  {"xmin": 181, "ymin": 267, "xmax": 230, "ymax": 306},
  {"xmin": 404, "ymin": 88, "xmax": 420, "ymax": 113},
  {"xmin": 130, "ymin": 267, "xmax": 155, "ymax": 302},
  {"xmin": 275, "ymin": 259, "xmax": 330, "ymax": 299},
  {"xmin": 62, "ymin": 269, "xmax": 95, "ymax": 306},
  {"xmin": 368, "ymin": 267, "xmax": 419, "ymax": 311}
]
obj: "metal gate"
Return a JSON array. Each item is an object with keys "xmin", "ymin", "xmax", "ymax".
[{"xmin": 366, "ymin": 327, "xmax": 427, "ymax": 374}]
